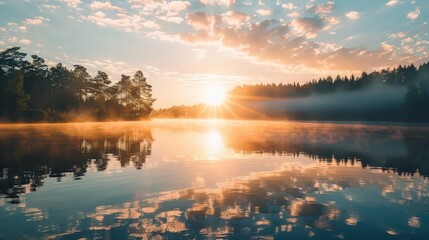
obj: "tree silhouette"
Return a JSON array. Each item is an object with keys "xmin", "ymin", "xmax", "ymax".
[
  {"xmin": 2, "ymin": 70, "xmax": 29, "ymax": 112},
  {"xmin": 0, "ymin": 47, "xmax": 156, "ymax": 121}
]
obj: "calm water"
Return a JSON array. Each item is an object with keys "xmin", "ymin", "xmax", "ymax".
[{"xmin": 0, "ymin": 119, "xmax": 428, "ymax": 240}]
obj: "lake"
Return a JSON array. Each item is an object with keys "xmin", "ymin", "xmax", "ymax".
[{"xmin": 0, "ymin": 119, "xmax": 428, "ymax": 239}]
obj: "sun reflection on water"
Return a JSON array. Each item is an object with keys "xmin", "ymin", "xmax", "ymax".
[{"xmin": 204, "ymin": 130, "xmax": 225, "ymax": 161}]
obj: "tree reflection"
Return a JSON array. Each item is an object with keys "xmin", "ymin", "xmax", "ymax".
[
  {"xmin": 221, "ymin": 123, "xmax": 429, "ymax": 177},
  {"xmin": 0, "ymin": 124, "xmax": 153, "ymax": 200}
]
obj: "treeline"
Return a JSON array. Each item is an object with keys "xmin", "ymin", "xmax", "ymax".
[
  {"xmin": 0, "ymin": 47, "xmax": 155, "ymax": 122},
  {"xmin": 229, "ymin": 62, "xmax": 429, "ymax": 100},
  {"xmin": 228, "ymin": 62, "xmax": 429, "ymax": 121}
]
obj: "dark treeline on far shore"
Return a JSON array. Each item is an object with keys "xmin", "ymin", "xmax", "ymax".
[
  {"xmin": 0, "ymin": 47, "xmax": 155, "ymax": 122},
  {"xmin": 153, "ymin": 61, "xmax": 429, "ymax": 122}
]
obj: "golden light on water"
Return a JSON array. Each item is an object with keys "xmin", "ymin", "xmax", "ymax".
[{"xmin": 204, "ymin": 130, "xmax": 225, "ymax": 161}]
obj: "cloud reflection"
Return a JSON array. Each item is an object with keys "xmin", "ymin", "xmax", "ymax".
[{"xmin": 17, "ymin": 161, "xmax": 425, "ymax": 239}]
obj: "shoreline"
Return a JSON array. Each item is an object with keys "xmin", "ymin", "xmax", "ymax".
[{"xmin": 1, "ymin": 117, "xmax": 428, "ymax": 127}]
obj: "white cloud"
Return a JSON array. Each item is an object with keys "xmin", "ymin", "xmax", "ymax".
[
  {"xmin": 158, "ymin": 16, "xmax": 184, "ymax": 24},
  {"xmin": 282, "ymin": 3, "xmax": 296, "ymax": 10},
  {"xmin": 86, "ymin": 11, "xmax": 142, "ymax": 32},
  {"xmin": 17, "ymin": 26, "xmax": 27, "ymax": 32},
  {"xmin": 168, "ymin": 1, "xmax": 191, "ymax": 12},
  {"xmin": 0, "ymin": 41, "xmax": 4, "ymax": 45},
  {"xmin": 388, "ymin": 32, "xmax": 406, "ymax": 38},
  {"xmin": 308, "ymin": 1, "xmax": 335, "ymax": 14},
  {"xmin": 142, "ymin": 20, "xmax": 160, "ymax": 29},
  {"xmin": 144, "ymin": 30, "xmax": 179, "ymax": 41},
  {"xmin": 128, "ymin": 0, "xmax": 191, "ymax": 17},
  {"xmin": 19, "ymin": 39, "xmax": 32, "ymax": 45},
  {"xmin": 199, "ymin": 0, "xmax": 235, "ymax": 7},
  {"xmin": 407, "ymin": 7, "xmax": 420, "ymax": 20},
  {"xmin": 90, "ymin": 1, "xmax": 124, "ymax": 12},
  {"xmin": 39, "ymin": 4, "xmax": 60, "ymax": 10},
  {"xmin": 386, "ymin": 0, "xmax": 399, "ymax": 7},
  {"xmin": 61, "ymin": 0, "xmax": 81, "ymax": 9},
  {"xmin": 323, "ymin": 16, "xmax": 340, "ymax": 30},
  {"xmin": 381, "ymin": 42, "xmax": 394, "ymax": 52},
  {"xmin": 403, "ymin": 37, "xmax": 413, "ymax": 43},
  {"xmin": 24, "ymin": 16, "xmax": 48, "ymax": 25},
  {"xmin": 222, "ymin": 11, "xmax": 249, "ymax": 26},
  {"xmin": 256, "ymin": 9, "xmax": 272, "ymax": 16},
  {"xmin": 287, "ymin": 11, "xmax": 300, "ymax": 18},
  {"xmin": 345, "ymin": 11, "xmax": 360, "ymax": 20}
]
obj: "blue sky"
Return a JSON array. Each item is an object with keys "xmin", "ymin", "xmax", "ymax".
[{"xmin": 0, "ymin": 0, "xmax": 428, "ymax": 107}]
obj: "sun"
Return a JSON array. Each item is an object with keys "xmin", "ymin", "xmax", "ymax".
[{"xmin": 204, "ymin": 84, "xmax": 226, "ymax": 106}]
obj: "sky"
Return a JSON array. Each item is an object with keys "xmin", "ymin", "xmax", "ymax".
[{"xmin": 0, "ymin": 0, "xmax": 428, "ymax": 108}]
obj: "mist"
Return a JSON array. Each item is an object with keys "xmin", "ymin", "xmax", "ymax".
[{"xmin": 241, "ymin": 84, "xmax": 407, "ymax": 121}]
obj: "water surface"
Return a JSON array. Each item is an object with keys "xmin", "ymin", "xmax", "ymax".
[{"xmin": 0, "ymin": 120, "xmax": 428, "ymax": 239}]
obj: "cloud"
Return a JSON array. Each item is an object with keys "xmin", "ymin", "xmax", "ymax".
[
  {"xmin": 24, "ymin": 16, "xmax": 48, "ymax": 25},
  {"xmin": 323, "ymin": 16, "xmax": 341, "ymax": 30},
  {"xmin": 307, "ymin": 1, "xmax": 335, "ymax": 14},
  {"xmin": 407, "ymin": 7, "xmax": 420, "ymax": 20},
  {"xmin": 403, "ymin": 37, "xmax": 413, "ymax": 43},
  {"xmin": 19, "ymin": 39, "xmax": 32, "ymax": 45},
  {"xmin": 345, "ymin": 11, "xmax": 360, "ymax": 20},
  {"xmin": 199, "ymin": 0, "xmax": 235, "ymax": 7},
  {"xmin": 90, "ymin": 1, "xmax": 125, "ymax": 12},
  {"xmin": 180, "ymin": 15, "xmax": 409, "ymax": 72},
  {"xmin": 17, "ymin": 26, "xmax": 27, "ymax": 32},
  {"xmin": 39, "ymin": 4, "xmax": 60, "ymax": 10},
  {"xmin": 0, "ymin": 41, "xmax": 4, "ymax": 45},
  {"xmin": 381, "ymin": 42, "xmax": 394, "ymax": 52},
  {"xmin": 86, "ymin": 11, "xmax": 142, "ymax": 32},
  {"xmin": 144, "ymin": 30, "xmax": 179, "ymax": 41},
  {"xmin": 61, "ymin": 0, "xmax": 81, "ymax": 9},
  {"xmin": 168, "ymin": 1, "xmax": 191, "ymax": 12},
  {"xmin": 158, "ymin": 16, "xmax": 185, "ymax": 24},
  {"xmin": 292, "ymin": 16, "xmax": 325, "ymax": 38},
  {"xmin": 222, "ymin": 11, "xmax": 250, "ymax": 26},
  {"xmin": 187, "ymin": 12, "xmax": 217, "ymax": 30},
  {"xmin": 256, "ymin": 9, "xmax": 272, "ymax": 16},
  {"xmin": 142, "ymin": 20, "xmax": 160, "ymax": 29},
  {"xmin": 388, "ymin": 32, "xmax": 406, "ymax": 38},
  {"xmin": 386, "ymin": 0, "xmax": 399, "ymax": 7},
  {"xmin": 287, "ymin": 11, "xmax": 300, "ymax": 18},
  {"xmin": 128, "ymin": 0, "xmax": 191, "ymax": 17},
  {"xmin": 282, "ymin": 3, "xmax": 296, "ymax": 10}
]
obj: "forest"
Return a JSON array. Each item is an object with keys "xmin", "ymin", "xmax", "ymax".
[
  {"xmin": 0, "ymin": 47, "xmax": 155, "ymax": 122},
  {"xmin": 153, "ymin": 61, "xmax": 429, "ymax": 122}
]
